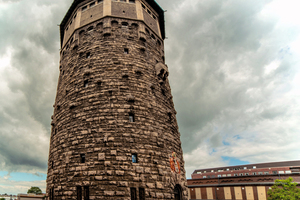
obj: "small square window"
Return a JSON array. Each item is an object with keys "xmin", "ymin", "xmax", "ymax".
[
  {"xmin": 152, "ymin": 15, "xmax": 156, "ymax": 20},
  {"xmin": 203, "ymin": 176, "xmax": 206, "ymax": 178},
  {"xmin": 124, "ymin": 48, "xmax": 129, "ymax": 54},
  {"xmin": 86, "ymin": 52, "xmax": 91, "ymax": 58},
  {"xmin": 258, "ymin": 172, "xmax": 263, "ymax": 175},
  {"xmin": 132, "ymin": 154, "xmax": 137, "ymax": 163},
  {"xmin": 80, "ymin": 154, "xmax": 86, "ymax": 163},
  {"xmin": 253, "ymin": 172, "xmax": 257, "ymax": 175},
  {"xmin": 253, "ymin": 166, "xmax": 256, "ymax": 169}
]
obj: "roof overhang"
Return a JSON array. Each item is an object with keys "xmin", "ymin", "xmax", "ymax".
[{"xmin": 59, "ymin": 0, "xmax": 165, "ymax": 47}]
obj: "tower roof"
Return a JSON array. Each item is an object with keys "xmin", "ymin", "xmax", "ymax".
[{"xmin": 59, "ymin": 0, "xmax": 165, "ymax": 47}]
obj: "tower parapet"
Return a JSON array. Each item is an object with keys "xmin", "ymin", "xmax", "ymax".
[{"xmin": 47, "ymin": 0, "xmax": 188, "ymax": 199}]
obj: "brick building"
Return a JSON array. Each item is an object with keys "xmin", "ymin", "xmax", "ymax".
[
  {"xmin": 46, "ymin": 0, "xmax": 188, "ymax": 199},
  {"xmin": 187, "ymin": 160, "xmax": 300, "ymax": 200}
]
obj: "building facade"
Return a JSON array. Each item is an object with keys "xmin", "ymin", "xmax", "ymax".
[
  {"xmin": 187, "ymin": 160, "xmax": 300, "ymax": 200},
  {"xmin": 46, "ymin": 0, "xmax": 188, "ymax": 199}
]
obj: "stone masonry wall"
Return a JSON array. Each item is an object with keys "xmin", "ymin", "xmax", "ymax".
[{"xmin": 47, "ymin": 3, "xmax": 188, "ymax": 200}]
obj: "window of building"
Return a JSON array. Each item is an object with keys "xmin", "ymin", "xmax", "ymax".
[
  {"xmin": 239, "ymin": 173, "xmax": 243, "ymax": 176},
  {"xmin": 132, "ymin": 154, "xmax": 137, "ymax": 163},
  {"xmin": 264, "ymin": 172, "xmax": 269, "ymax": 175},
  {"xmin": 285, "ymin": 170, "xmax": 292, "ymax": 174},
  {"xmin": 141, "ymin": 4, "xmax": 146, "ymax": 9},
  {"xmin": 211, "ymin": 175, "xmax": 215, "ymax": 178},
  {"xmin": 272, "ymin": 171, "xmax": 277, "ymax": 174},
  {"xmin": 226, "ymin": 168, "xmax": 230, "ymax": 171},
  {"xmin": 197, "ymin": 172, "xmax": 201, "ymax": 174},
  {"xmin": 253, "ymin": 166, "xmax": 256, "ymax": 169},
  {"xmin": 124, "ymin": 48, "xmax": 129, "ymax": 54},
  {"xmin": 80, "ymin": 154, "xmax": 85, "ymax": 163},
  {"xmin": 203, "ymin": 176, "xmax": 206, "ymax": 178},
  {"xmin": 151, "ymin": 34, "xmax": 156, "ymax": 40},
  {"xmin": 152, "ymin": 15, "xmax": 156, "ymax": 20},
  {"xmin": 217, "ymin": 175, "xmax": 221, "ymax": 177},
  {"xmin": 82, "ymin": 6, "xmax": 88, "ymax": 11},
  {"xmin": 203, "ymin": 171, "xmax": 206, "ymax": 173},
  {"xmin": 87, "ymin": 26, "xmax": 94, "ymax": 32},
  {"xmin": 70, "ymin": 20, "xmax": 72, "ymax": 25},
  {"xmin": 122, "ymin": 22, "xmax": 129, "ymax": 28},
  {"xmin": 129, "ymin": 0, "xmax": 135, "ymax": 3},
  {"xmin": 211, "ymin": 170, "xmax": 214, "ymax": 172},
  {"xmin": 129, "ymin": 113, "xmax": 135, "ymax": 122},
  {"xmin": 98, "ymin": 0, "xmax": 103, "ymax": 3},
  {"xmin": 130, "ymin": 188, "xmax": 137, "ymax": 200},
  {"xmin": 139, "ymin": 188, "xmax": 145, "ymax": 200},
  {"xmin": 50, "ymin": 187, "xmax": 54, "ymax": 200},
  {"xmin": 207, "ymin": 175, "xmax": 210, "ymax": 178},
  {"xmin": 90, "ymin": 2, "xmax": 95, "ymax": 7},
  {"xmin": 234, "ymin": 174, "xmax": 238, "ymax": 176},
  {"xmin": 278, "ymin": 171, "xmax": 284, "ymax": 174},
  {"xmin": 258, "ymin": 172, "xmax": 263, "ymax": 175},
  {"xmin": 120, "ymin": 0, "xmax": 126, "ymax": 2},
  {"xmin": 218, "ymin": 169, "xmax": 223, "ymax": 172},
  {"xmin": 86, "ymin": 52, "xmax": 91, "ymax": 58},
  {"xmin": 244, "ymin": 167, "xmax": 247, "ymax": 169},
  {"xmin": 84, "ymin": 80, "xmax": 88, "ymax": 88},
  {"xmin": 245, "ymin": 173, "xmax": 249, "ymax": 176},
  {"xmin": 84, "ymin": 186, "xmax": 89, "ymax": 200},
  {"xmin": 147, "ymin": 9, "xmax": 151, "ymax": 14},
  {"xmin": 227, "ymin": 174, "xmax": 232, "ymax": 176},
  {"xmin": 77, "ymin": 186, "xmax": 82, "ymax": 200},
  {"xmin": 253, "ymin": 172, "xmax": 257, "ymax": 175},
  {"xmin": 222, "ymin": 174, "xmax": 226, "ymax": 177},
  {"xmin": 79, "ymin": 30, "xmax": 85, "ymax": 35}
]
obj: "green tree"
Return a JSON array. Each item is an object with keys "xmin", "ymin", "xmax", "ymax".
[
  {"xmin": 0, "ymin": 198, "xmax": 6, "ymax": 200},
  {"xmin": 268, "ymin": 177, "xmax": 300, "ymax": 200},
  {"xmin": 27, "ymin": 186, "xmax": 42, "ymax": 195}
]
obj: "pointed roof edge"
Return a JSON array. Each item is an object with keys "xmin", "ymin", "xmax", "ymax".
[{"xmin": 59, "ymin": 0, "xmax": 165, "ymax": 47}]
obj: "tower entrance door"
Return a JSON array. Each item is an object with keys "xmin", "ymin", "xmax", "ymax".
[{"xmin": 174, "ymin": 185, "xmax": 182, "ymax": 200}]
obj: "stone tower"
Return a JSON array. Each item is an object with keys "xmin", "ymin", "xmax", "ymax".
[{"xmin": 47, "ymin": 0, "xmax": 188, "ymax": 199}]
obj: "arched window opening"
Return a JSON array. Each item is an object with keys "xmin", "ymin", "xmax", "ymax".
[
  {"xmin": 122, "ymin": 74, "xmax": 129, "ymax": 79},
  {"xmin": 79, "ymin": 30, "xmax": 85, "ymax": 35},
  {"xmin": 87, "ymin": 26, "xmax": 94, "ymax": 32},
  {"xmin": 151, "ymin": 34, "xmax": 156, "ymax": 40},
  {"xmin": 70, "ymin": 37, "xmax": 74, "ymax": 44},
  {"xmin": 73, "ymin": 45, "xmax": 78, "ymax": 51},
  {"xmin": 111, "ymin": 20, "xmax": 119, "ymax": 27},
  {"xmin": 157, "ymin": 40, "xmax": 161, "ymax": 46},
  {"xmin": 145, "ymin": 28, "xmax": 150, "ymax": 34},
  {"xmin": 131, "ymin": 23, "xmax": 138, "ymax": 29},
  {"xmin": 97, "ymin": 22, "xmax": 103, "ymax": 28},
  {"xmin": 122, "ymin": 22, "xmax": 128, "ymax": 28}
]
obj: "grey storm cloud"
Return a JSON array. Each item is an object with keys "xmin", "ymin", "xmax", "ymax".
[{"xmin": 0, "ymin": 0, "xmax": 300, "ymax": 183}]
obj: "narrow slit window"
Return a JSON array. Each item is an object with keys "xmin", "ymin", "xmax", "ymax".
[
  {"xmin": 86, "ymin": 52, "xmax": 91, "ymax": 58},
  {"xmin": 130, "ymin": 188, "xmax": 137, "ymax": 200},
  {"xmin": 129, "ymin": 113, "xmax": 135, "ymax": 122},
  {"xmin": 147, "ymin": 9, "xmax": 151, "ymax": 14},
  {"xmin": 124, "ymin": 48, "xmax": 129, "ymax": 54},
  {"xmin": 132, "ymin": 154, "xmax": 137, "ymax": 163},
  {"xmin": 77, "ymin": 186, "xmax": 82, "ymax": 200},
  {"xmin": 129, "ymin": 0, "xmax": 135, "ymax": 3},
  {"xmin": 84, "ymin": 186, "xmax": 89, "ymax": 200},
  {"xmin": 139, "ymin": 188, "xmax": 145, "ymax": 200},
  {"xmin": 152, "ymin": 15, "xmax": 156, "ymax": 20},
  {"xmin": 84, "ymin": 80, "xmax": 88, "ymax": 88},
  {"xmin": 80, "ymin": 154, "xmax": 86, "ymax": 163}
]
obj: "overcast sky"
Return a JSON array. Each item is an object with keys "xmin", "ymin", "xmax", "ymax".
[{"xmin": 0, "ymin": 0, "xmax": 300, "ymax": 195}]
